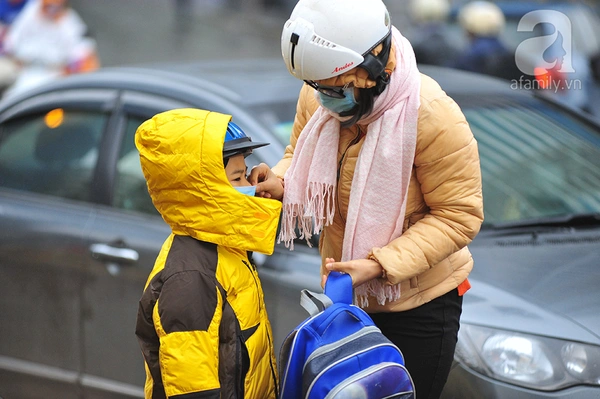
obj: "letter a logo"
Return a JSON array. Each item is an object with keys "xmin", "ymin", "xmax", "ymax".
[{"xmin": 515, "ymin": 10, "xmax": 575, "ymax": 76}]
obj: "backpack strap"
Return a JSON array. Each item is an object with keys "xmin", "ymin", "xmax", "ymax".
[
  {"xmin": 324, "ymin": 271, "xmax": 353, "ymax": 305},
  {"xmin": 300, "ymin": 289, "xmax": 333, "ymax": 316},
  {"xmin": 299, "ymin": 272, "xmax": 354, "ymax": 316}
]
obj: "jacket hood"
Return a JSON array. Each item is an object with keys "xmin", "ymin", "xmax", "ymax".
[{"xmin": 135, "ymin": 108, "xmax": 282, "ymax": 255}]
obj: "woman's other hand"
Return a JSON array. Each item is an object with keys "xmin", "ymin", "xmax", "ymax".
[
  {"xmin": 322, "ymin": 257, "xmax": 384, "ymax": 288},
  {"xmin": 248, "ymin": 163, "xmax": 284, "ymax": 200}
]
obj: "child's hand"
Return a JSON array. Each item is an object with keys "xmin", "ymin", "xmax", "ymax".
[{"xmin": 248, "ymin": 163, "xmax": 284, "ymax": 200}]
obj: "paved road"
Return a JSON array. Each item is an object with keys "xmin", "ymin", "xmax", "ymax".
[
  {"xmin": 69, "ymin": 0, "xmax": 600, "ymax": 118},
  {"xmin": 70, "ymin": 0, "xmax": 286, "ymax": 67},
  {"xmin": 69, "ymin": 0, "xmax": 414, "ymax": 67}
]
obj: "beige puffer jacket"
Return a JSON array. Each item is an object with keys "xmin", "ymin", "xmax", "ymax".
[{"xmin": 272, "ymin": 75, "xmax": 484, "ymax": 313}]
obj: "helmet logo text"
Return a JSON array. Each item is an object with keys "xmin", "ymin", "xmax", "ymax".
[{"xmin": 332, "ymin": 62, "xmax": 354, "ymax": 74}]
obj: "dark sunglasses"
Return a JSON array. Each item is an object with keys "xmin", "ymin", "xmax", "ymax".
[{"xmin": 304, "ymin": 80, "xmax": 349, "ymax": 99}]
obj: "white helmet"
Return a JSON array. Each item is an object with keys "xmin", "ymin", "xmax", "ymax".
[
  {"xmin": 458, "ymin": 1, "xmax": 505, "ymax": 37},
  {"xmin": 281, "ymin": 0, "xmax": 392, "ymax": 81},
  {"xmin": 410, "ymin": 0, "xmax": 450, "ymax": 24}
]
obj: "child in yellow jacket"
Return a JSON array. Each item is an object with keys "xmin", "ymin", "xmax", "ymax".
[{"xmin": 135, "ymin": 108, "xmax": 282, "ymax": 398}]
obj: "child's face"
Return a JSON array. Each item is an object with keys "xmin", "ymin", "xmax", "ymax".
[{"xmin": 224, "ymin": 154, "xmax": 251, "ymax": 187}]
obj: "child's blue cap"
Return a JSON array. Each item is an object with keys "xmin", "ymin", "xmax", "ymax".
[{"xmin": 223, "ymin": 121, "xmax": 269, "ymax": 160}]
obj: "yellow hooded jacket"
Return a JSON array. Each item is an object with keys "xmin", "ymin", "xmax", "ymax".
[{"xmin": 134, "ymin": 109, "xmax": 282, "ymax": 399}]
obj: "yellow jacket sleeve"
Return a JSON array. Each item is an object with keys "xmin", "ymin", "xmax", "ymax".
[{"xmin": 155, "ymin": 273, "xmax": 222, "ymax": 397}]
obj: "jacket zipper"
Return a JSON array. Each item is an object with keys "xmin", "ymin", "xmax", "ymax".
[
  {"xmin": 266, "ymin": 331, "xmax": 279, "ymax": 398},
  {"xmin": 242, "ymin": 257, "xmax": 279, "ymax": 397},
  {"xmin": 236, "ymin": 322, "xmax": 247, "ymax": 398},
  {"xmin": 336, "ymin": 125, "xmax": 364, "ymax": 222},
  {"xmin": 242, "ymin": 258, "xmax": 262, "ymax": 311}
]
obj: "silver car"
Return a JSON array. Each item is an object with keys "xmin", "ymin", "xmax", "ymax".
[
  {"xmin": 0, "ymin": 61, "xmax": 599, "ymax": 398},
  {"xmin": 0, "ymin": 59, "xmax": 304, "ymax": 398}
]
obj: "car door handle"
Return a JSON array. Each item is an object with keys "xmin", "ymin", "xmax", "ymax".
[{"xmin": 90, "ymin": 243, "xmax": 139, "ymax": 265}]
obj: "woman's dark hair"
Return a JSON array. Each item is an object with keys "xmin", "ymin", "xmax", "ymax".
[
  {"xmin": 339, "ymin": 88, "xmax": 376, "ymax": 128},
  {"xmin": 338, "ymin": 33, "xmax": 392, "ymax": 128}
]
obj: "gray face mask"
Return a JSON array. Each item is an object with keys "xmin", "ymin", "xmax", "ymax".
[{"xmin": 318, "ymin": 87, "xmax": 358, "ymax": 114}]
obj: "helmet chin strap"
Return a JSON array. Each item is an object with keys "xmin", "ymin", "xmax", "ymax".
[{"xmin": 359, "ymin": 32, "xmax": 392, "ymax": 95}]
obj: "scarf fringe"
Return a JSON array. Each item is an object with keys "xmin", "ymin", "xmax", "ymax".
[
  {"xmin": 355, "ymin": 280, "xmax": 401, "ymax": 307},
  {"xmin": 278, "ymin": 182, "xmax": 335, "ymax": 250},
  {"xmin": 306, "ymin": 182, "xmax": 335, "ymax": 235}
]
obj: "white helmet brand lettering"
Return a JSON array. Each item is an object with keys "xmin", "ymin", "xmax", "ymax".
[{"xmin": 332, "ymin": 62, "xmax": 355, "ymax": 74}]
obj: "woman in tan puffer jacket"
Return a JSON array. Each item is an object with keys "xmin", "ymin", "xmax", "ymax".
[{"xmin": 250, "ymin": 0, "xmax": 483, "ymax": 397}]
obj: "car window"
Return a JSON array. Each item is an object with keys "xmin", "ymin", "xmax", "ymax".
[
  {"xmin": 113, "ymin": 116, "xmax": 158, "ymax": 216},
  {"xmin": 0, "ymin": 109, "xmax": 106, "ymax": 201},
  {"xmin": 461, "ymin": 98, "xmax": 600, "ymax": 225}
]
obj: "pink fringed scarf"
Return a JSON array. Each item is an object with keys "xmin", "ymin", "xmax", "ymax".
[{"xmin": 279, "ymin": 27, "xmax": 421, "ymax": 306}]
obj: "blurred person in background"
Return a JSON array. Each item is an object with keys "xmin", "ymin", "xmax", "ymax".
[
  {"xmin": 0, "ymin": 0, "xmax": 27, "ymax": 89},
  {"xmin": 453, "ymin": 1, "xmax": 519, "ymax": 80},
  {"xmin": 1, "ymin": 0, "xmax": 99, "ymax": 97},
  {"xmin": 408, "ymin": 0, "xmax": 460, "ymax": 67},
  {"xmin": 0, "ymin": 0, "xmax": 27, "ymax": 48}
]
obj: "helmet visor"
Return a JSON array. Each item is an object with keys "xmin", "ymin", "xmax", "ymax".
[
  {"xmin": 223, "ymin": 121, "xmax": 269, "ymax": 159},
  {"xmin": 304, "ymin": 81, "xmax": 348, "ymax": 99}
]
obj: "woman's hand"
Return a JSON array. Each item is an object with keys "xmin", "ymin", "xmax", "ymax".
[
  {"xmin": 321, "ymin": 257, "xmax": 384, "ymax": 288},
  {"xmin": 248, "ymin": 163, "xmax": 284, "ymax": 200}
]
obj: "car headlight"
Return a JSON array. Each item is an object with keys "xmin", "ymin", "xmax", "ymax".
[{"xmin": 455, "ymin": 324, "xmax": 600, "ymax": 390}]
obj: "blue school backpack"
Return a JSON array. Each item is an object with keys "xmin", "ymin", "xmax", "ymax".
[{"xmin": 279, "ymin": 271, "xmax": 416, "ymax": 399}]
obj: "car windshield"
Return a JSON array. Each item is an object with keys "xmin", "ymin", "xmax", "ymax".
[{"xmin": 457, "ymin": 96, "xmax": 600, "ymax": 227}]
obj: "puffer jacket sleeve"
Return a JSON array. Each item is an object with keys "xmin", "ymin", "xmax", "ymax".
[
  {"xmin": 156, "ymin": 271, "xmax": 223, "ymax": 398},
  {"xmin": 369, "ymin": 92, "xmax": 484, "ymax": 285},
  {"xmin": 272, "ymin": 84, "xmax": 316, "ymax": 179}
]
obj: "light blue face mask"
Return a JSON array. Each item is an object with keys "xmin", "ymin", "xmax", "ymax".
[
  {"xmin": 318, "ymin": 87, "xmax": 358, "ymax": 114},
  {"xmin": 234, "ymin": 185, "xmax": 256, "ymax": 197}
]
